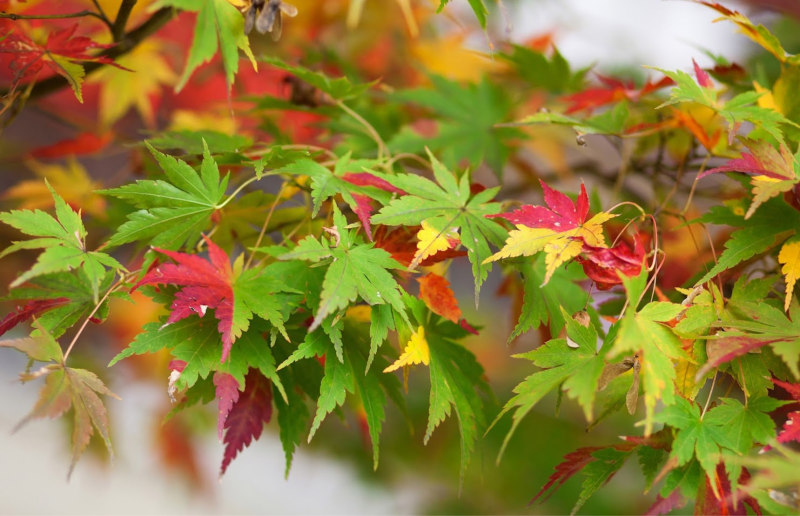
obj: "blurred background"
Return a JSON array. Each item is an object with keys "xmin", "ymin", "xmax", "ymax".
[{"xmin": 1, "ymin": 0, "xmax": 797, "ymax": 513}]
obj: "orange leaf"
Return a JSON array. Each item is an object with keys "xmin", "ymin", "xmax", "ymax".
[{"xmin": 418, "ymin": 273, "xmax": 461, "ymax": 323}]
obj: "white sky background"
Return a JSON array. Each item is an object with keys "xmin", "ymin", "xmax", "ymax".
[
  {"xmin": 0, "ymin": 1, "xmax": 759, "ymax": 514},
  {"xmin": 501, "ymin": 0, "xmax": 751, "ymax": 71}
]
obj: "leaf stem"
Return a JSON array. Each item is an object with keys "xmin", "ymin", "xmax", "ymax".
[
  {"xmin": 336, "ymin": 99, "xmax": 389, "ymax": 160},
  {"xmin": 62, "ymin": 277, "xmax": 123, "ymax": 363},
  {"xmin": 700, "ymin": 370, "xmax": 718, "ymax": 419},
  {"xmin": 245, "ymin": 182, "xmax": 288, "ymax": 269},
  {"xmin": 216, "ymin": 171, "xmax": 279, "ymax": 210}
]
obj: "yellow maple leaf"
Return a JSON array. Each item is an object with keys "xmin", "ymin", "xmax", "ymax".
[
  {"xmin": 89, "ymin": 38, "xmax": 177, "ymax": 128},
  {"xmin": 779, "ymin": 238, "xmax": 800, "ymax": 311},
  {"xmin": 413, "ymin": 219, "xmax": 459, "ymax": 266},
  {"xmin": 484, "ymin": 212, "xmax": 616, "ymax": 284},
  {"xmin": 168, "ymin": 109, "xmax": 239, "ymax": 135},
  {"xmin": 383, "ymin": 326, "xmax": 429, "ymax": 373},
  {"xmin": 412, "ymin": 34, "xmax": 505, "ymax": 83},
  {"xmin": 6, "ymin": 158, "xmax": 106, "ymax": 217}
]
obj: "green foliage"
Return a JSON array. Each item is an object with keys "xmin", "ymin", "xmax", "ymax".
[{"xmin": 3, "ymin": 2, "xmax": 800, "ymax": 514}]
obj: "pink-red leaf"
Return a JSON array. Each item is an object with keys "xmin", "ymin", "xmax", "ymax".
[
  {"xmin": 133, "ymin": 236, "xmax": 236, "ymax": 362},
  {"xmin": 777, "ymin": 411, "xmax": 800, "ymax": 445},
  {"xmin": 220, "ymin": 369, "xmax": 273, "ymax": 476},
  {"xmin": 0, "ymin": 297, "xmax": 70, "ymax": 339},
  {"xmin": 693, "ymin": 59, "xmax": 713, "ymax": 88},
  {"xmin": 213, "ymin": 372, "xmax": 241, "ymax": 441},
  {"xmin": 529, "ymin": 446, "xmax": 602, "ymax": 504},
  {"xmin": 30, "ymin": 132, "xmax": 112, "ymax": 159},
  {"xmin": 700, "ymin": 139, "xmax": 794, "ymax": 181},
  {"xmin": 493, "ymin": 180, "xmax": 589, "ymax": 230},
  {"xmin": 562, "ymin": 75, "xmax": 673, "ymax": 114},
  {"xmin": 697, "ymin": 336, "xmax": 789, "ymax": 379}
]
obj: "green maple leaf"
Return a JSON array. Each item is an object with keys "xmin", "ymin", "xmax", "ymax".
[
  {"xmin": 232, "ymin": 264, "xmax": 302, "ymax": 344},
  {"xmin": 152, "ymin": 0, "xmax": 256, "ymax": 91},
  {"xmin": 4, "ymin": 270, "xmax": 116, "ymax": 338},
  {"xmin": 390, "ymin": 76, "xmax": 520, "ymax": 175},
  {"xmin": 260, "ymin": 56, "xmax": 373, "ymax": 101},
  {"xmin": 410, "ymin": 295, "xmax": 488, "ymax": 486},
  {"xmin": 277, "ymin": 154, "xmax": 389, "ymax": 216},
  {"xmin": 0, "ymin": 182, "xmax": 123, "ymax": 303},
  {"xmin": 371, "ymin": 151, "xmax": 507, "ymax": 299},
  {"xmin": 513, "ymin": 101, "xmax": 630, "ymax": 136},
  {"xmin": 574, "ymin": 446, "xmax": 635, "ymax": 514},
  {"xmin": 608, "ymin": 271, "xmax": 687, "ymax": 436},
  {"xmin": 499, "ymin": 44, "xmax": 586, "ymax": 93},
  {"xmin": 655, "ymin": 397, "xmax": 738, "ymax": 495},
  {"xmin": 102, "ymin": 142, "xmax": 229, "ymax": 253},
  {"xmin": 279, "ymin": 204, "xmax": 408, "ymax": 332},
  {"xmin": 510, "ymin": 258, "xmax": 589, "ymax": 341},
  {"xmin": 495, "ymin": 308, "xmax": 605, "ymax": 461}
]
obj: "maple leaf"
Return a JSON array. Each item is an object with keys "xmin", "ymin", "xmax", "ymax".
[
  {"xmin": 101, "ymin": 141, "xmax": 229, "ymax": 253},
  {"xmin": 383, "ymin": 325, "xmax": 429, "ymax": 373},
  {"xmin": 371, "ymin": 150, "xmax": 507, "ymax": 298},
  {"xmin": 1, "ymin": 322, "xmax": 118, "ymax": 478},
  {"xmin": 4, "ymin": 157, "xmax": 106, "ymax": 218},
  {"xmin": 390, "ymin": 76, "xmax": 521, "ymax": 175},
  {"xmin": 151, "ymin": 0, "xmax": 257, "ymax": 91},
  {"xmin": 436, "ymin": 0, "xmax": 488, "ymax": 29},
  {"xmin": 654, "ymin": 397, "xmax": 739, "ymax": 498},
  {"xmin": 29, "ymin": 132, "xmax": 112, "ymax": 159},
  {"xmin": 577, "ymin": 236, "xmax": 645, "ymax": 290},
  {"xmin": 0, "ymin": 24, "xmax": 118, "ymax": 101},
  {"xmin": 278, "ymin": 155, "xmax": 396, "ymax": 241},
  {"xmin": 644, "ymin": 490, "xmax": 686, "ymax": 516},
  {"xmin": 89, "ymin": 38, "xmax": 177, "ymax": 127},
  {"xmin": 485, "ymin": 180, "xmax": 616, "ymax": 285},
  {"xmin": 414, "ymin": 219, "xmax": 460, "ymax": 266},
  {"xmin": 609, "ymin": 270, "xmax": 688, "ymax": 435},
  {"xmin": 700, "ymin": 138, "xmax": 800, "ymax": 219},
  {"xmin": 0, "ymin": 181, "xmax": 123, "ymax": 303},
  {"xmin": 495, "ymin": 308, "xmax": 606, "ymax": 460},
  {"xmin": 770, "ymin": 378, "xmax": 800, "ymax": 446},
  {"xmin": 220, "ymin": 369, "xmax": 273, "ymax": 475},
  {"xmin": 779, "ymin": 238, "xmax": 800, "ymax": 311},
  {"xmin": 698, "ymin": 1, "xmax": 790, "ymax": 64},
  {"xmin": 696, "ymin": 463, "xmax": 762, "ymax": 516},
  {"xmin": 417, "ymin": 273, "xmax": 461, "ymax": 323},
  {"xmin": 561, "ymin": 74, "xmax": 673, "ymax": 114},
  {"xmin": 372, "ymin": 225, "xmax": 466, "ymax": 268},
  {"xmin": 134, "ymin": 235, "xmax": 236, "ymax": 360},
  {"xmin": 530, "ymin": 443, "xmax": 636, "ymax": 512},
  {"xmin": 0, "ymin": 297, "xmax": 70, "ymax": 339},
  {"xmin": 279, "ymin": 204, "xmax": 408, "ymax": 333},
  {"xmin": 213, "ymin": 371, "xmax": 241, "ymax": 440}
]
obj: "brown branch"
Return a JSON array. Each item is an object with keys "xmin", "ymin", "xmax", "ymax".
[
  {"xmin": 111, "ymin": 0, "xmax": 137, "ymax": 41},
  {"xmin": 0, "ymin": 10, "xmax": 108, "ymax": 23},
  {"xmin": 22, "ymin": 7, "xmax": 174, "ymax": 101}
]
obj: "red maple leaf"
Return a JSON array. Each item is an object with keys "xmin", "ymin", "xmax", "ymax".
[
  {"xmin": 213, "ymin": 372, "xmax": 241, "ymax": 441},
  {"xmin": 342, "ymin": 172, "xmax": 406, "ymax": 241},
  {"xmin": 30, "ymin": 131, "xmax": 112, "ymax": 159},
  {"xmin": 697, "ymin": 463, "xmax": 761, "ymax": 516},
  {"xmin": 529, "ymin": 443, "xmax": 635, "ymax": 505},
  {"xmin": 770, "ymin": 378, "xmax": 800, "ymax": 446},
  {"xmin": 418, "ymin": 273, "xmax": 461, "ymax": 323},
  {"xmin": 693, "ymin": 58, "xmax": 714, "ymax": 88},
  {"xmin": 0, "ymin": 297, "xmax": 70, "ymax": 338},
  {"xmin": 490, "ymin": 179, "xmax": 589, "ymax": 230},
  {"xmin": 697, "ymin": 336, "xmax": 790, "ymax": 378},
  {"xmin": 700, "ymin": 139, "xmax": 794, "ymax": 181},
  {"xmin": 562, "ymin": 75, "xmax": 673, "ymax": 114},
  {"xmin": 577, "ymin": 236, "xmax": 645, "ymax": 289},
  {"xmin": 220, "ymin": 369, "xmax": 273, "ymax": 476},
  {"xmin": 0, "ymin": 24, "xmax": 118, "ymax": 91},
  {"xmin": 133, "ymin": 236, "xmax": 236, "ymax": 362}
]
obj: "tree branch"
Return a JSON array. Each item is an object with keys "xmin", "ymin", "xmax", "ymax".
[
  {"xmin": 0, "ymin": 10, "xmax": 108, "ymax": 24},
  {"xmin": 111, "ymin": 0, "xmax": 138, "ymax": 41},
  {"xmin": 22, "ymin": 7, "xmax": 174, "ymax": 101}
]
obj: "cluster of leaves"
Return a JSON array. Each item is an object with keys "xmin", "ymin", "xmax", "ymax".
[{"xmin": 1, "ymin": 0, "xmax": 799, "ymax": 514}]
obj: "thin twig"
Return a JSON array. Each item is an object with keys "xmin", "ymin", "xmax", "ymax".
[
  {"xmin": 246, "ymin": 182, "xmax": 288, "ymax": 269},
  {"xmin": 336, "ymin": 99, "xmax": 389, "ymax": 160},
  {"xmin": 111, "ymin": 0, "xmax": 138, "ymax": 41},
  {"xmin": 62, "ymin": 277, "xmax": 124, "ymax": 362}
]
